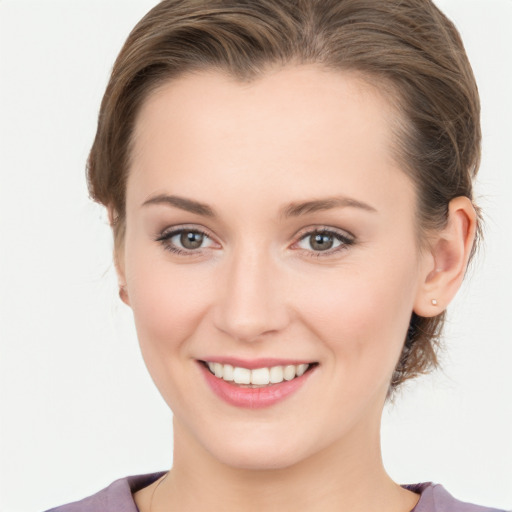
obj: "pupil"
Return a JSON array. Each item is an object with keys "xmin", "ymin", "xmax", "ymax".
[
  {"xmin": 181, "ymin": 231, "xmax": 204, "ymax": 249},
  {"xmin": 311, "ymin": 233, "xmax": 333, "ymax": 251}
]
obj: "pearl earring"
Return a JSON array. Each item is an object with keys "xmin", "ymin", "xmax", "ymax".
[{"xmin": 431, "ymin": 299, "xmax": 438, "ymax": 306}]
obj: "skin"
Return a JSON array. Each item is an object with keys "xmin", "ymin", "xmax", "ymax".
[{"xmin": 114, "ymin": 65, "xmax": 476, "ymax": 512}]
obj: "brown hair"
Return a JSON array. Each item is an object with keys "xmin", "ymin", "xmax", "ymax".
[{"xmin": 87, "ymin": 0, "xmax": 481, "ymax": 392}]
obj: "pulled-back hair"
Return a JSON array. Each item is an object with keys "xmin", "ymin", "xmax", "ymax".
[{"xmin": 88, "ymin": 0, "xmax": 481, "ymax": 392}]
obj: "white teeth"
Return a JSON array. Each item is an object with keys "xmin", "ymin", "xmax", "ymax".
[
  {"xmin": 283, "ymin": 365, "xmax": 296, "ymax": 381},
  {"xmin": 206, "ymin": 362, "xmax": 311, "ymax": 386},
  {"xmin": 222, "ymin": 364, "xmax": 234, "ymax": 381},
  {"xmin": 296, "ymin": 363, "xmax": 308, "ymax": 377},
  {"xmin": 213, "ymin": 362, "xmax": 223, "ymax": 378},
  {"xmin": 233, "ymin": 367, "xmax": 251, "ymax": 384},
  {"xmin": 251, "ymin": 367, "xmax": 270, "ymax": 385},
  {"xmin": 269, "ymin": 365, "xmax": 284, "ymax": 384}
]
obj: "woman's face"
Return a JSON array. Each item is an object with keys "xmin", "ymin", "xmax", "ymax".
[{"xmin": 120, "ymin": 66, "xmax": 431, "ymax": 469}]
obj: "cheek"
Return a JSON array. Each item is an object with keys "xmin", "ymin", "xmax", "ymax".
[
  {"xmin": 122, "ymin": 244, "xmax": 219, "ymax": 409},
  {"xmin": 123, "ymin": 244, "xmax": 212, "ymax": 353},
  {"xmin": 293, "ymin": 260, "xmax": 417, "ymax": 376}
]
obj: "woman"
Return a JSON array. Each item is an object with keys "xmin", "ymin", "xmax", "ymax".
[{"xmin": 29, "ymin": 0, "xmax": 506, "ymax": 510}]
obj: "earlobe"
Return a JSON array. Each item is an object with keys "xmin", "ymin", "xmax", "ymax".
[
  {"xmin": 108, "ymin": 206, "xmax": 130, "ymax": 307},
  {"xmin": 107, "ymin": 206, "xmax": 118, "ymax": 229},
  {"xmin": 119, "ymin": 284, "xmax": 130, "ymax": 306},
  {"xmin": 414, "ymin": 196, "xmax": 477, "ymax": 317},
  {"xmin": 115, "ymin": 255, "xmax": 131, "ymax": 307}
]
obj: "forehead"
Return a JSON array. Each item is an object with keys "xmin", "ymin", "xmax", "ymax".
[
  {"xmin": 132, "ymin": 64, "xmax": 396, "ymax": 157},
  {"xmin": 128, "ymin": 65, "xmax": 412, "ymax": 215}
]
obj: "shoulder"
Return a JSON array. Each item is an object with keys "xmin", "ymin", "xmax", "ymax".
[
  {"xmin": 44, "ymin": 472, "xmax": 165, "ymax": 512},
  {"xmin": 404, "ymin": 482, "xmax": 508, "ymax": 512}
]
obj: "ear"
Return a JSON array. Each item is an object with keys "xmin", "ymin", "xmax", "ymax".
[
  {"xmin": 108, "ymin": 207, "xmax": 130, "ymax": 307},
  {"xmin": 414, "ymin": 196, "xmax": 477, "ymax": 317}
]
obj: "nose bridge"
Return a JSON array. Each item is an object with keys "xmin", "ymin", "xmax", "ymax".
[{"xmin": 214, "ymin": 241, "xmax": 288, "ymax": 342}]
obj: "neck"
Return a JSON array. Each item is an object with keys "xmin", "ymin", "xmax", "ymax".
[{"xmin": 149, "ymin": 416, "xmax": 418, "ymax": 512}]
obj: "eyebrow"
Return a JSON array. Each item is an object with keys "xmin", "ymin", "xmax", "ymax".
[
  {"xmin": 142, "ymin": 194, "xmax": 215, "ymax": 217},
  {"xmin": 141, "ymin": 194, "xmax": 377, "ymax": 218},
  {"xmin": 281, "ymin": 196, "xmax": 377, "ymax": 217}
]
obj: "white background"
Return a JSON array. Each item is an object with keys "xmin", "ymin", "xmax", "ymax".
[{"xmin": 0, "ymin": 1, "xmax": 511, "ymax": 511}]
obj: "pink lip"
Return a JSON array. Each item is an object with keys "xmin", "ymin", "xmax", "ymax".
[{"xmin": 198, "ymin": 361, "xmax": 316, "ymax": 409}]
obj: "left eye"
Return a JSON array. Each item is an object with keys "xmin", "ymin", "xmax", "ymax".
[
  {"xmin": 157, "ymin": 228, "xmax": 215, "ymax": 252},
  {"xmin": 296, "ymin": 230, "xmax": 350, "ymax": 252},
  {"xmin": 175, "ymin": 230, "xmax": 208, "ymax": 250}
]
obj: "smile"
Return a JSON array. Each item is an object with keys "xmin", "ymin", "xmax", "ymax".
[
  {"xmin": 199, "ymin": 359, "xmax": 317, "ymax": 408},
  {"xmin": 205, "ymin": 361, "xmax": 310, "ymax": 387}
]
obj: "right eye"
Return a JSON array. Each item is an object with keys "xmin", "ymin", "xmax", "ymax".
[{"xmin": 156, "ymin": 228, "xmax": 217, "ymax": 255}]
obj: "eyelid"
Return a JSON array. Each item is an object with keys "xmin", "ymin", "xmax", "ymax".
[
  {"xmin": 156, "ymin": 224, "xmax": 210, "ymax": 240},
  {"xmin": 290, "ymin": 225, "xmax": 355, "ymax": 255},
  {"xmin": 155, "ymin": 224, "xmax": 221, "ymax": 254},
  {"xmin": 292, "ymin": 225, "xmax": 355, "ymax": 243}
]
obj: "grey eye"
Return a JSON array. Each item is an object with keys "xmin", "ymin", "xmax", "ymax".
[
  {"xmin": 157, "ymin": 226, "xmax": 218, "ymax": 254},
  {"xmin": 179, "ymin": 230, "xmax": 205, "ymax": 249},
  {"xmin": 180, "ymin": 231, "xmax": 204, "ymax": 249},
  {"xmin": 297, "ymin": 231, "xmax": 344, "ymax": 252}
]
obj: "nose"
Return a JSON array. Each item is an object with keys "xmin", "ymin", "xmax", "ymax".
[{"xmin": 213, "ymin": 246, "xmax": 290, "ymax": 342}]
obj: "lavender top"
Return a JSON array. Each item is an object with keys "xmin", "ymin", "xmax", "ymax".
[{"xmin": 45, "ymin": 472, "xmax": 507, "ymax": 512}]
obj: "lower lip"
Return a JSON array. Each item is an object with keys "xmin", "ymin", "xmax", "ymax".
[{"xmin": 199, "ymin": 363, "xmax": 314, "ymax": 409}]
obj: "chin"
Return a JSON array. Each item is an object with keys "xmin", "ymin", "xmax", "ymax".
[
  {"xmin": 211, "ymin": 443, "xmax": 308, "ymax": 471},
  {"xmin": 194, "ymin": 423, "xmax": 321, "ymax": 471}
]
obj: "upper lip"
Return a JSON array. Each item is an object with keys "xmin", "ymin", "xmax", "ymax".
[{"xmin": 198, "ymin": 357, "xmax": 316, "ymax": 369}]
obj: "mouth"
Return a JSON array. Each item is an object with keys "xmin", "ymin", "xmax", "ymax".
[
  {"xmin": 201, "ymin": 360, "xmax": 317, "ymax": 387},
  {"xmin": 198, "ymin": 359, "xmax": 318, "ymax": 408}
]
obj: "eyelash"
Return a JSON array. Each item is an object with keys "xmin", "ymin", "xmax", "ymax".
[
  {"xmin": 292, "ymin": 227, "xmax": 355, "ymax": 258},
  {"xmin": 155, "ymin": 226, "xmax": 355, "ymax": 258},
  {"xmin": 155, "ymin": 226, "xmax": 215, "ymax": 256}
]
